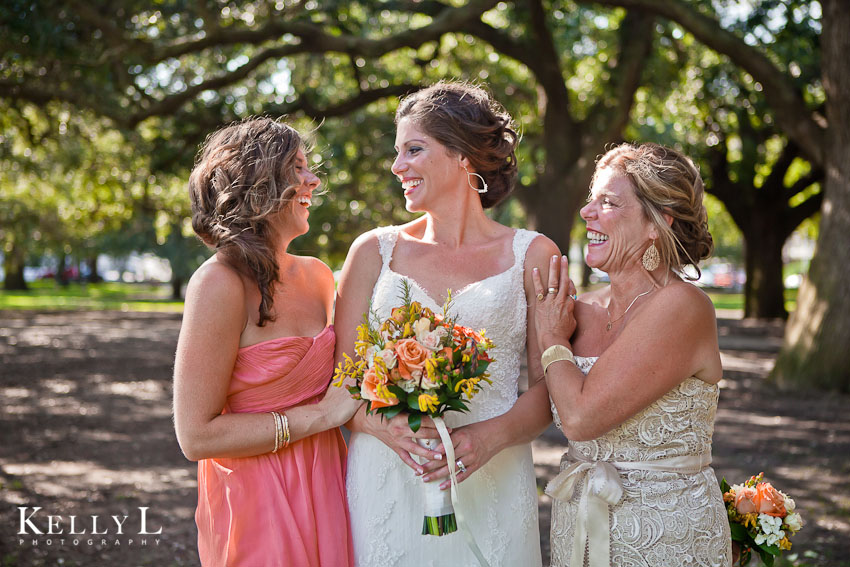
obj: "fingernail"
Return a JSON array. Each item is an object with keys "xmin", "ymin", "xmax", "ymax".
[
  {"xmin": 533, "ymin": 268, "xmax": 538, "ymax": 273},
  {"xmin": 440, "ymin": 483, "xmax": 448, "ymax": 490},
  {"xmin": 434, "ymin": 453, "xmax": 442, "ymax": 460},
  {"xmin": 417, "ymin": 468, "xmax": 424, "ymax": 475},
  {"xmin": 552, "ymin": 255, "xmax": 558, "ymax": 260},
  {"xmin": 422, "ymin": 476, "xmax": 429, "ymax": 482}
]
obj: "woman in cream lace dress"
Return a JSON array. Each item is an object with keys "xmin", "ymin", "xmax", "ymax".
[{"xmin": 533, "ymin": 143, "xmax": 732, "ymax": 567}]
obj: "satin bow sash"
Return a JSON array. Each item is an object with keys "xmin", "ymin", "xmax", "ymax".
[{"xmin": 545, "ymin": 446, "xmax": 711, "ymax": 567}]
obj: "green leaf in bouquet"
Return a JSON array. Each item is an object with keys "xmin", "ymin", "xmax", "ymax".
[
  {"xmin": 729, "ymin": 523, "xmax": 753, "ymax": 543},
  {"xmin": 347, "ymin": 386, "xmax": 362, "ymax": 397},
  {"xmin": 445, "ymin": 398, "xmax": 467, "ymax": 411},
  {"xmin": 760, "ymin": 543, "xmax": 781, "ymax": 556},
  {"xmin": 407, "ymin": 392, "xmax": 422, "ymax": 410},
  {"xmin": 720, "ymin": 478, "xmax": 731, "ymax": 493},
  {"xmin": 387, "ymin": 384, "xmax": 408, "ymax": 399},
  {"xmin": 380, "ymin": 405, "xmax": 404, "ymax": 420},
  {"xmin": 755, "ymin": 546, "xmax": 776, "ymax": 566},
  {"xmin": 470, "ymin": 360, "xmax": 491, "ymax": 377},
  {"xmin": 408, "ymin": 413, "xmax": 422, "ymax": 433}
]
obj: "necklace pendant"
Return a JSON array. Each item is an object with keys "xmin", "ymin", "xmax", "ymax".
[{"xmin": 606, "ymin": 321, "xmax": 612, "ymax": 331}]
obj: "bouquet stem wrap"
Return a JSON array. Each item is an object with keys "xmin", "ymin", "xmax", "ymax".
[{"xmin": 428, "ymin": 417, "xmax": 490, "ymax": 567}]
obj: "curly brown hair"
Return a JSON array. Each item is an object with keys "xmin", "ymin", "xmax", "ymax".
[
  {"xmin": 595, "ymin": 142, "xmax": 714, "ymax": 279},
  {"xmin": 395, "ymin": 81, "xmax": 519, "ymax": 208},
  {"xmin": 188, "ymin": 117, "xmax": 306, "ymax": 326}
]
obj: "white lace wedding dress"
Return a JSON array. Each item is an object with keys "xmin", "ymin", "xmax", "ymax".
[
  {"xmin": 346, "ymin": 226, "xmax": 543, "ymax": 567},
  {"xmin": 548, "ymin": 356, "xmax": 732, "ymax": 567}
]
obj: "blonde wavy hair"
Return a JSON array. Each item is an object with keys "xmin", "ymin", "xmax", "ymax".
[
  {"xmin": 594, "ymin": 142, "xmax": 714, "ymax": 279},
  {"xmin": 189, "ymin": 117, "xmax": 306, "ymax": 326}
]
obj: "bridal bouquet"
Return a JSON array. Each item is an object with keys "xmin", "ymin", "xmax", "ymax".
[
  {"xmin": 721, "ymin": 473, "xmax": 804, "ymax": 566},
  {"xmin": 334, "ymin": 281, "xmax": 494, "ymax": 536}
]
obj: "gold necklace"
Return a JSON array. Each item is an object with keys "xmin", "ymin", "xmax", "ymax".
[{"xmin": 606, "ymin": 288, "xmax": 654, "ymax": 331}]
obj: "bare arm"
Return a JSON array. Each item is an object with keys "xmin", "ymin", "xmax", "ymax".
[
  {"xmin": 336, "ymin": 230, "xmax": 443, "ymax": 473},
  {"xmin": 535, "ymin": 257, "xmax": 722, "ymax": 441},
  {"xmin": 173, "ymin": 259, "xmax": 352, "ymax": 462}
]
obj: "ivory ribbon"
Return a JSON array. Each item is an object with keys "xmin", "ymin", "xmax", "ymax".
[
  {"xmin": 545, "ymin": 446, "xmax": 711, "ymax": 567},
  {"xmin": 432, "ymin": 416, "xmax": 490, "ymax": 567}
]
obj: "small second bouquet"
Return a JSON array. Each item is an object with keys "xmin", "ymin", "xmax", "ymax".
[
  {"xmin": 721, "ymin": 473, "xmax": 804, "ymax": 566},
  {"xmin": 334, "ymin": 281, "xmax": 494, "ymax": 536}
]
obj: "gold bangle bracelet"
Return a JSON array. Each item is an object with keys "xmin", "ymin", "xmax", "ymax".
[
  {"xmin": 282, "ymin": 413, "xmax": 290, "ymax": 449},
  {"xmin": 271, "ymin": 411, "xmax": 282, "ymax": 453},
  {"xmin": 541, "ymin": 344, "xmax": 576, "ymax": 376}
]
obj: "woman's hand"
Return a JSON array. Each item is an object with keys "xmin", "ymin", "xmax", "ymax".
[
  {"xmin": 362, "ymin": 411, "xmax": 445, "ymax": 475},
  {"xmin": 532, "ymin": 255, "xmax": 577, "ymax": 350},
  {"xmin": 420, "ymin": 421, "xmax": 498, "ymax": 489}
]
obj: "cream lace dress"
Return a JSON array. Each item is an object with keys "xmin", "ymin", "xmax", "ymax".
[
  {"xmin": 548, "ymin": 356, "xmax": 732, "ymax": 567},
  {"xmin": 346, "ymin": 226, "xmax": 543, "ymax": 567}
]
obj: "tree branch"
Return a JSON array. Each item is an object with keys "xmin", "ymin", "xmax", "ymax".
[
  {"xmin": 786, "ymin": 191, "xmax": 823, "ymax": 235},
  {"xmin": 596, "ymin": 10, "xmax": 655, "ymax": 142},
  {"xmin": 581, "ymin": 0, "xmax": 826, "ymax": 165},
  {"xmin": 264, "ymin": 85, "xmax": 417, "ymax": 121}
]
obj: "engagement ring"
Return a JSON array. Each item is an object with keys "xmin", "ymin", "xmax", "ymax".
[{"xmin": 456, "ymin": 459, "xmax": 467, "ymax": 473}]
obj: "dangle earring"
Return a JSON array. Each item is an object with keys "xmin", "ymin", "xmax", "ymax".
[
  {"xmin": 641, "ymin": 240, "xmax": 660, "ymax": 271},
  {"xmin": 463, "ymin": 165, "xmax": 488, "ymax": 194}
]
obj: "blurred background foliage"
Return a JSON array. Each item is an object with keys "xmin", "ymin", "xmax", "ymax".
[{"xmin": 2, "ymin": 0, "xmax": 845, "ymax": 387}]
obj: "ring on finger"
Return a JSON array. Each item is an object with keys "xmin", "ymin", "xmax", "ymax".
[
  {"xmin": 456, "ymin": 459, "xmax": 467, "ymax": 473},
  {"xmin": 548, "ymin": 287, "xmax": 558, "ymax": 294},
  {"xmin": 570, "ymin": 294, "xmax": 577, "ymax": 300},
  {"xmin": 536, "ymin": 293, "xmax": 544, "ymax": 302}
]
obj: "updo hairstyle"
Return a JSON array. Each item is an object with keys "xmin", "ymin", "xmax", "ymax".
[
  {"xmin": 395, "ymin": 81, "xmax": 519, "ymax": 208},
  {"xmin": 595, "ymin": 142, "xmax": 714, "ymax": 279},
  {"xmin": 188, "ymin": 117, "xmax": 305, "ymax": 326}
]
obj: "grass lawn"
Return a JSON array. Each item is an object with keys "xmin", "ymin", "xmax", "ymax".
[
  {"xmin": 0, "ymin": 282, "xmax": 798, "ymax": 315},
  {"xmin": 0, "ymin": 281, "xmax": 184, "ymax": 312}
]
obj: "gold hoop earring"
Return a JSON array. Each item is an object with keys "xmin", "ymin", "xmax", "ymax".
[
  {"xmin": 641, "ymin": 240, "xmax": 660, "ymax": 271},
  {"xmin": 463, "ymin": 165, "xmax": 488, "ymax": 194}
]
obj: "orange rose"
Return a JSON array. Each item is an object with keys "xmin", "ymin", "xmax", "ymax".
[
  {"xmin": 395, "ymin": 338, "xmax": 429, "ymax": 381},
  {"xmin": 735, "ymin": 486, "xmax": 759, "ymax": 515},
  {"xmin": 361, "ymin": 368, "xmax": 398, "ymax": 409},
  {"xmin": 756, "ymin": 483, "xmax": 787, "ymax": 517}
]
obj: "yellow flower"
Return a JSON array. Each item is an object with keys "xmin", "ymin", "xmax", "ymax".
[
  {"xmin": 418, "ymin": 393, "xmax": 439, "ymax": 413},
  {"xmin": 778, "ymin": 537, "xmax": 792, "ymax": 551},
  {"xmin": 403, "ymin": 322, "xmax": 413, "ymax": 338}
]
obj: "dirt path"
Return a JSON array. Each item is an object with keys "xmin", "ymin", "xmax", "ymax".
[{"xmin": 1, "ymin": 311, "xmax": 848, "ymax": 566}]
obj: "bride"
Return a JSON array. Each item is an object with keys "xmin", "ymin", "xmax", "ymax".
[{"xmin": 334, "ymin": 82, "xmax": 559, "ymax": 566}]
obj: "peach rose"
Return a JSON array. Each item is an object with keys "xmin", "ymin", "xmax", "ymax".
[
  {"xmin": 756, "ymin": 483, "xmax": 787, "ymax": 517},
  {"xmin": 735, "ymin": 486, "xmax": 759, "ymax": 515},
  {"xmin": 361, "ymin": 368, "xmax": 397, "ymax": 409},
  {"xmin": 395, "ymin": 338, "xmax": 430, "ymax": 381}
]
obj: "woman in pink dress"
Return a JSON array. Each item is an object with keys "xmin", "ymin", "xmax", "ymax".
[{"xmin": 173, "ymin": 117, "xmax": 359, "ymax": 566}]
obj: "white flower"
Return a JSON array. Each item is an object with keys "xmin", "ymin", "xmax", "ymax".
[
  {"xmin": 785, "ymin": 512, "xmax": 803, "ymax": 532},
  {"xmin": 413, "ymin": 317, "xmax": 432, "ymax": 341},
  {"xmin": 419, "ymin": 330, "xmax": 442, "ymax": 351},
  {"xmin": 397, "ymin": 378, "xmax": 417, "ymax": 393},
  {"xmin": 376, "ymin": 348, "xmax": 397, "ymax": 369},
  {"xmin": 758, "ymin": 514, "xmax": 783, "ymax": 535},
  {"xmin": 783, "ymin": 494, "xmax": 796, "ymax": 513},
  {"xmin": 434, "ymin": 326, "xmax": 448, "ymax": 338},
  {"xmin": 365, "ymin": 346, "xmax": 378, "ymax": 368}
]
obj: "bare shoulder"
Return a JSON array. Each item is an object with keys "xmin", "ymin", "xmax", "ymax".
[
  {"xmin": 186, "ymin": 257, "xmax": 246, "ymax": 304},
  {"xmin": 654, "ymin": 280, "xmax": 715, "ymax": 319},
  {"xmin": 523, "ymin": 233, "xmax": 561, "ymax": 269}
]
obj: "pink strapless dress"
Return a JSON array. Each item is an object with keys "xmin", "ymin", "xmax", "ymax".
[{"xmin": 196, "ymin": 326, "xmax": 353, "ymax": 567}]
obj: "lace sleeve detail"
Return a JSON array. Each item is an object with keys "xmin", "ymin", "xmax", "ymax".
[
  {"xmin": 374, "ymin": 226, "xmax": 400, "ymax": 266},
  {"xmin": 512, "ymin": 229, "xmax": 543, "ymax": 270}
]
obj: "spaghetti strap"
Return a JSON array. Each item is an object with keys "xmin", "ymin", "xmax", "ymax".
[{"xmin": 374, "ymin": 226, "xmax": 401, "ymax": 268}]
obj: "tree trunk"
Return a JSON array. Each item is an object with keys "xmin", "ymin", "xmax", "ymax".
[
  {"xmin": 171, "ymin": 276, "xmax": 184, "ymax": 300},
  {"xmin": 87, "ymin": 254, "xmax": 102, "ymax": 283},
  {"xmin": 771, "ymin": 0, "xmax": 850, "ymax": 391},
  {"xmin": 2, "ymin": 241, "xmax": 28, "ymax": 290},
  {"xmin": 55, "ymin": 252, "xmax": 69, "ymax": 287},
  {"xmin": 742, "ymin": 214, "xmax": 787, "ymax": 320}
]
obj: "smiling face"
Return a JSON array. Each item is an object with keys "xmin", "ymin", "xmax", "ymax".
[
  {"xmin": 580, "ymin": 167, "xmax": 657, "ymax": 274},
  {"xmin": 390, "ymin": 117, "xmax": 465, "ymax": 213},
  {"xmin": 277, "ymin": 148, "xmax": 321, "ymax": 237}
]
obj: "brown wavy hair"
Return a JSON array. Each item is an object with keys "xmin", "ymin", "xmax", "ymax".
[
  {"xmin": 188, "ymin": 117, "xmax": 305, "ymax": 326},
  {"xmin": 595, "ymin": 142, "xmax": 714, "ymax": 279},
  {"xmin": 395, "ymin": 81, "xmax": 519, "ymax": 208}
]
